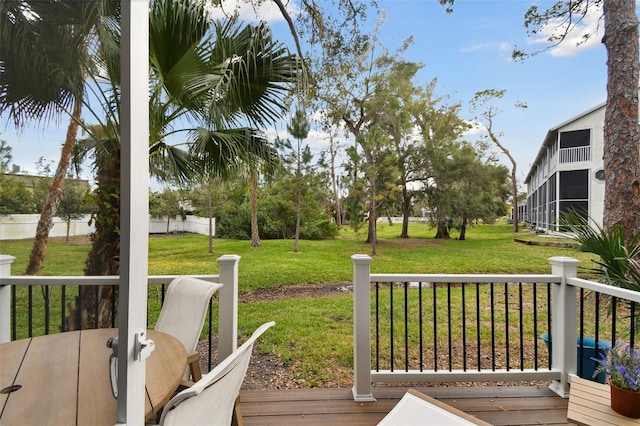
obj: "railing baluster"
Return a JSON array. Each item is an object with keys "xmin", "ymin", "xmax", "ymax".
[
  {"xmin": 630, "ymin": 302, "xmax": 636, "ymax": 347},
  {"xmin": 44, "ymin": 285, "xmax": 50, "ymax": 335},
  {"xmin": 111, "ymin": 285, "xmax": 116, "ymax": 328},
  {"xmin": 11, "ymin": 286, "xmax": 16, "ymax": 340},
  {"xmin": 418, "ymin": 281, "xmax": 423, "ymax": 372},
  {"xmin": 208, "ymin": 297, "xmax": 213, "ymax": 371},
  {"xmin": 578, "ymin": 288, "xmax": 585, "ymax": 377},
  {"xmin": 519, "ymin": 282, "xmax": 524, "ymax": 370},
  {"xmin": 475, "ymin": 283, "xmax": 481, "ymax": 371},
  {"xmin": 390, "ymin": 281, "xmax": 394, "ymax": 372},
  {"xmin": 90, "ymin": 288, "xmax": 96, "ymax": 329},
  {"xmin": 533, "ymin": 282, "xmax": 539, "ymax": 370},
  {"xmin": 611, "ymin": 296, "xmax": 618, "ymax": 344},
  {"xmin": 593, "ymin": 292, "xmax": 601, "ymax": 377},
  {"xmin": 447, "ymin": 282, "xmax": 452, "ymax": 371},
  {"xmin": 77, "ymin": 288, "xmax": 83, "ymax": 330},
  {"xmin": 462, "ymin": 283, "xmax": 467, "ymax": 371},
  {"xmin": 28, "ymin": 285, "xmax": 33, "ymax": 337},
  {"xmin": 546, "ymin": 282, "xmax": 552, "ymax": 370},
  {"xmin": 61, "ymin": 286, "xmax": 67, "ymax": 332},
  {"xmin": 490, "ymin": 282, "xmax": 496, "ymax": 371},
  {"xmin": 404, "ymin": 282, "xmax": 409, "ymax": 372},
  {"xmin": 505, "ymin": 282, "xmax": 510, "ymax": 371},
  {"xmin": 433, "ymin": 282, "xmax": 437, "ymax": 371},
  {"xmin": 375, "ymin": 282, "xmax": 380, "ymax": 372}
]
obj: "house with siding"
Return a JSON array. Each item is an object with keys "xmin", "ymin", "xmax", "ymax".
[{"xmin": 525, "ymin": 102, "xmax": 606, "ymax": 232}]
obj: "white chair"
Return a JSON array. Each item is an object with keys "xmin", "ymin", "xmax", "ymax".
[
  {"xmin": 154, "ymin": 276, "xmax": 223, "ymax": 382},
  {"xmin": 159, "ymin": 321, "xmax": 276, "ymax": 426},
  {"xmin": 378, "ymin": 388, "xmax": 492, "ymax": 426}
]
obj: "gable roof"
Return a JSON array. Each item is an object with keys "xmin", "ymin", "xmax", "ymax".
[{"xmin": 525, "ymin": 101, "xmax": 606, "ymax": 184}]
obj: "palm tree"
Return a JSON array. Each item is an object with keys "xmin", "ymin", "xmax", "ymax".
[
  {"xmin": 561, "ymin": 210, "xmax": 640, "ymax": 339},
  {"xmin": 4, "ymin": 0, "xmax": 300, "ymax": 328},
  {"xmin": 0, "ymin": 1, "xmax": 113, "ymax": 275},
  {"xmin": 74, "ymin": 0, "xmax": 299, "ymax": 327}
]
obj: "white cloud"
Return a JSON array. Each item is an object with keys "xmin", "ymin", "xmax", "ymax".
[
  {"xmin": 460, "ymin": 41, "xmax": 512, "ymax": 57},
  {"xmin": 528, "ymin": 4, "xmax": 603, "ymax": 57},
  {"xmin": 460, "ymin": 43, "xmax": 485, "ymax": 53},
  {"xmin": 206, "ymin": 0, "xmax": 299, "ymax": 23},
  {"xmin": 464, "ymin": 120, "xmax": 485, "ymax": 137}
]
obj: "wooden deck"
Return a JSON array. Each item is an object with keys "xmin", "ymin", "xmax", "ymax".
[{"xmin": 238, "ymin": 385, "xmax": 574, "ymax": 425}]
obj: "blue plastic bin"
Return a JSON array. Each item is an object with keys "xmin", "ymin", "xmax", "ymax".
[{"xmin": 540, "ymin": 334, "xmax": 611, "ymax": 383}]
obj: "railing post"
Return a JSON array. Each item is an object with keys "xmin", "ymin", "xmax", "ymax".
[
  {"xmin": 217, "ymin": 254, "xmax": 240, "ymax": 360},
  {"xmin": 548, "ymin": 256, "xmax": 580, "ymax": 398},
  {"xmin": 0, "ymin": 255, "xmax": 16, "ymax": 343},
  {"xmin": 352, "ymin": 254, "xmax": 375, "ymax": 402}
]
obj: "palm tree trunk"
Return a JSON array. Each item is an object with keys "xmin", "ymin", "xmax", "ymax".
[
  {"xmin": 250, "ymin": 169, "xmax": 260, "ymax": 247},
  {"xmin": 67, "ymin": 143, "xmax": 120, "ymax": 330},
  {"xmin": 208, "ymin": 181, "xmax": 214, "ymax": 253},
  {"xmin": 26, "ymin": 97, "xmax": 82, "ymax": 275}
]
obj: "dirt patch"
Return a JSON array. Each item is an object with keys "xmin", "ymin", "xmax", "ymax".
[
  {"xmin": 239, "ymin": 282, "xmax": 353, "ymax": 303},
  {"xmin": 196, "ymin": 283, "xmax": 354, "ymax": 390}
]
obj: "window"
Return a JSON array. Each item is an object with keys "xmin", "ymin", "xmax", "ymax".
[
  {"xmin": 560, "ymin": 129, "xmax": 590, "ymax": 148},
  {"xmin": 560, "ymin": 170, "xmax": 588, "ymax": 200}
]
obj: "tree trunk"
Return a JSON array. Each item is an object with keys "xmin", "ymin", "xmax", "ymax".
[
  {"xmin": 366, "ymin": 178, "xmax": 377, "ymax": 254},
  {"xmin": 459, "ymin": 216, "xmax": 467, "ymax": 241},
  {"xmin": 400, "ymin": 186, "xmax": 410, "ymax": 238},
  {"xmin": 25, "ymin": 98, "xmax": 82, "ymax": 275},
  {"xmin": 367, "ymin": 213, "xmax": 377, "ymax": 254},
  {"xmin": 434, "ymin": 220, "xmax": 450, "ymax": 239},
  {"xmin": 208, "ymin": 182, "xmax": 213, "ymax": 254},
  {"xmin": 250, "ymin": 169, "xmax": 260, "ymax": 248},
  {"xmin": 386, "ymin": 209, "xmax": 393, "ymax": 226},
  {"xmin": 330, "ymin": 136, "xmax": 342, "ymax": 227},
  {"xmin": 294, "ymin": 143, "xmax": 301, "ymax": 252},
  {"xmin": 487, "ymin": 128, "xmax": 518, "ymax": 233},
  {"xmin": 511, "ymin": 166, "xmax": 518, "ymax": 232},
  {"xmin": 602, "ymin": 0, "xmax": 640, "ymax": 243},
  {"xmin": 67, "ymin": 144, "xmax": 120, "ymax": 330}
]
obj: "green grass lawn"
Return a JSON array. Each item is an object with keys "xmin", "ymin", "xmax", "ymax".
[
  {"xmin": 1, "ymin": 221, "xmax": 600, "ymax": 386},
  {"xmin": 1, "ymin": 221, "xmax": 598, "ymax": 288}
]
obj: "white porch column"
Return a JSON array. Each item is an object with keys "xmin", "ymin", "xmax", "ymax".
[
  {"xmin": 548, "ymin": 256, "xmax": 580, "ymax": 398},
  {"xmin": 217, "ymin": 254, "xmax": 240, "ymax": 360},
  {"xmin": 0, "ymin": 255, "xmax": 16, "ymax": 343},
  {"xmin": 352, "ymin": 254, "xmax": 375, "ymax": 402},
  {"xmin": 118, "ymin": 0, "xmax": 150, "ymax": 423}
]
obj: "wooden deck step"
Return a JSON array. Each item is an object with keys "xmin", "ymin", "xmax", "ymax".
[{"xmin": 238, "ymin": 386, "xmax": 573, "ymax": 425}]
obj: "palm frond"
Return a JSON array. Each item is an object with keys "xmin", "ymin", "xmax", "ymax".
[{"xmin": 561, "ymin": 210, "xmax": 640, "ymax": 292}]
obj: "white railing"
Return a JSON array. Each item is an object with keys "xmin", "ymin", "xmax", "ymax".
[
  {"xmin": 0, "ymin": 254, "xmax": 240, "ymax": 360},
  {"xmin": 352, "ymin": 255, "xmax": 640, "ymax": 402},
  {"xmin": 559, "ymin": 146, "xmax": 591, "ymax": 163}
]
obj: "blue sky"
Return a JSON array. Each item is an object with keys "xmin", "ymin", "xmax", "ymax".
[{"xmin": 1, "ymin": 0, "xmax": 610, "ymax": 186}]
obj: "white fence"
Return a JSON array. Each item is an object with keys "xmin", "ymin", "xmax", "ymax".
[{"xmin": 0, "ymin": 214, "xmax": 215, "ymax": 240}]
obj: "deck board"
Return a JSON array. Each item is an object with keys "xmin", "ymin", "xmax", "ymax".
[{"xmin": 239, "ymin": 386, "xmax": 575, "ymax": 425}]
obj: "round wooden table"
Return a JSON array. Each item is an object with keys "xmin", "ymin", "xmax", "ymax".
[{"xmin": 0, "ymin": 328, "xmax": 187, "ymax": 425}]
